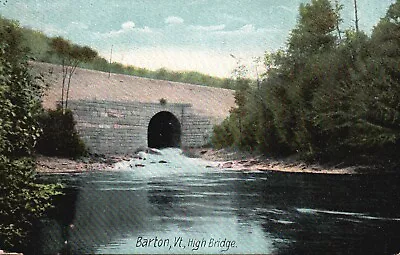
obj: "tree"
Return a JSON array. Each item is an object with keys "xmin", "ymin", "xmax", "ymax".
[
  {"xmin": 288, "ymin": 0, "xmax": 337, "ymax": 56},
  {"xmin": 0, "ymin": 20, "xmax": 61, "ymax": 252},
  {"xmin": 370, "ymin": 0, "xmax": 400, "ymax": 80},
  {"xmin": 279, "ymin": 0, "xmax": 340, "ymax": 156},
  {"xmin": 49, "ymin": 37, "xmax": 97, "ymax": 112},
  {"xmin": 212, "ymin": 0, "xmax": 400, "ymax": 166},
  {"xmin": 356, "ymin": 0, "xmax": 400, "ymax": 156},
  {"xmin": 333, "ymin": 0, "xmax": 344, "ymax": 40}
]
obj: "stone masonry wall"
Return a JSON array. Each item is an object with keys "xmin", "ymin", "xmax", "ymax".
[{"xmin": 68, "ymin": 100, "xmax": 215, "ymax": 155}]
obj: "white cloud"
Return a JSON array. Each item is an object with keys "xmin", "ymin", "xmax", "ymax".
[
  {"xmin": 98, "ymin": 21, "xmax": 138, "ymax": 38},
  {"xmin": 165, "ymin": 16, "xmax": 184, "ymax": 25},
  {"xmin": 68, "ymin": 21, "xmax": 89, "ymax": 30},
  {"xmin": 275, "ymin": 5, "xmax": 296, "ymax": 14},
  {"xmin": 221, "ymin": 13, "xmax": 248, "ymax": 24},
  {"xmin": 213, "ymin": 24, "xmax": 281, "ymax": 38},
  {"xmin": 239, "ymin": 24, "xmax": 255, "ymax": 33},
  {"xmin": 92, "ymin": 24, "xmax": 160, "ymax": 44},
  {"xmin": 41, "ymin": 24, "xmax": 67, "ymax": 36},
  {"xmin": 136, "ymin": 26, "xmax": 154, "ymax": 33},
  {"xmin": 190, "ymin": 24, "xmax": 226, "ymax": 32},
  {"xmin": 121, "ymin": 21, "xmax": 136, "ymax": 30}
]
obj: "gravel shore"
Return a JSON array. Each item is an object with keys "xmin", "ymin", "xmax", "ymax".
[
  {"xmin": 35, "ymin": 154, "xmax": 131, "ymax": 174},
  {"xmin": 184, "ymin": 148, "xmax": 365, "ymax": 175}
]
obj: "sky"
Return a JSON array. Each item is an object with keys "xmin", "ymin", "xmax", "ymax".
[{"xmin": 0, "ymin": 0, "xmax": 396, "ymax": 77}]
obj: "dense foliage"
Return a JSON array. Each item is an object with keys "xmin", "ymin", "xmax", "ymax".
[
  {"xmin": 0, "ymin": 18, "xmax": 61, "ymax": 251},
  {"xmin": 36, "ymin": 108, "xmax": 87, "ymax": 158},
  {"xmin": 212, "ymin": 0, "xmax": 400, "ymax": 165},
  {"xmin": 0, "ymin": 15, "xmax": 237, "ymax": 89}
]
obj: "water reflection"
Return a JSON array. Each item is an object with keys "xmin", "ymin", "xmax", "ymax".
[
  {"xmin": 231, "ymin": 172, "xmax": 400, "ymax": 254},
  {"xmin": 33, "ymin": 150, "xmax": 400, "ymax": 255}
]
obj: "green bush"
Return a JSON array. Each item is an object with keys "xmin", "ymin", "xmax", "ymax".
[
  {"xmin": 0, "ymin": 19, "xmax": 61, "ymax": 252},
  {"xmin": 36, "ymin": 108, "xmax": 87, "ymax": 158},
  {"xmin": 211, "ymin": 117, "xmax": 236, "ymax": 149},
  {"xmin": 0, "ymin": 156, "xmax": 61, "ymax": 251}
]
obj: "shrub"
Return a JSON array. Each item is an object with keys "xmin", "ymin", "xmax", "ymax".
[
  {"xmin": 211, "ymin": 117, "xmax": 237, "ymax": 149},
  {"xmin": 36, "ymin": 108, "xmax": 87, "ymax": 158},
  {"xmin": 0, "ymin": 156, "xmax": 62, "ymax": 251},
  {"xmin": 0, "ymin": 20, "xmax": 61, "ymax": 252},
  {"xmin": 159, "ymin": 98, "xmax": 167, "ymax": 105}
]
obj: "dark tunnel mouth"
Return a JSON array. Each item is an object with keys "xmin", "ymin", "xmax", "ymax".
[{"xmin": 147, "ymin": 111, "xmax": 181, "ymax": 149}]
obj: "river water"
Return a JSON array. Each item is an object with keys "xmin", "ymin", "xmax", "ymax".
[{"xmin": 32, "ymin": 149, "xmax": 400, "ymax": 254}]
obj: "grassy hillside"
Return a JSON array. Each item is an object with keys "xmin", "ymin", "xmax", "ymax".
[{"xmin": 0, "ymin": 16, "xmax": 239, "ymax": 89}]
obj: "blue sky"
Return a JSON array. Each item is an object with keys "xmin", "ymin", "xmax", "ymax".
[{"xmin": 0, "ymin": 0, "xmax": 395, "ymax": 77}]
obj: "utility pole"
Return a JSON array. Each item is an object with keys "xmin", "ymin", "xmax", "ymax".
[
  {"xmin": 353, "ymin": 0, "xmax": 359, "ymax": 32},
  {"xmin": 108, "ymin": 44, "xmax": 113, "ymax": 78}
]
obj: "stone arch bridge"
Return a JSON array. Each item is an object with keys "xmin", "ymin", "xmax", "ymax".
[{"xmin": 34, "ymin": 62, "xmax": 235, "ymax": 155}]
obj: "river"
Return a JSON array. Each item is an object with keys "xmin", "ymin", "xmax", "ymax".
[{"xmin": 31, "ymin": 148, "xmax": 400, "ymax": 254}]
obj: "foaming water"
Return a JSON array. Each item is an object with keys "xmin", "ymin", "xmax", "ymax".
[{"xmin": 113, "ymin": 148, "xmax": 215, "ymax": 178}]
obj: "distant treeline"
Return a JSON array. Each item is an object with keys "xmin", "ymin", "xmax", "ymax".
[
  {"xmin": 0, "ymin": 16, "xmax": 240, "ymax": 89},
  {"xmin": 212, "ymin": 0, "xmax": 400, "ymax": 167}
]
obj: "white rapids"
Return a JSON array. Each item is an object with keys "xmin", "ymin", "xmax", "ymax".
[{"xmin": 112, "ymin": 148, "xmax": 218, "ymax": 178}]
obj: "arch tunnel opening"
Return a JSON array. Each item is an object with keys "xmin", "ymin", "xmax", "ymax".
[{"xmin": 147, "ymin": 111, "xmax": 181, "ymax": 149}]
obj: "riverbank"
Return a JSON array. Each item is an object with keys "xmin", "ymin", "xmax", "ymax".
[
  {"xmin": 35, "ymin": 148, "xmax": 165, "ymax": 174},
  {"xmin": 35, "ymin": 154, "xmax": 130, "ymax": 174},
  {"xmin": 36, "ymin": 148, "xmax": 394, "ymax": 175},
  {"xmin": 183, "ymin": 148, "xmax": 388, "ymax": 175}
]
